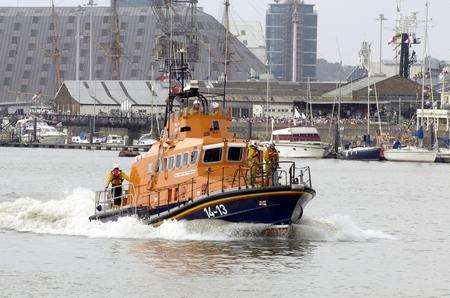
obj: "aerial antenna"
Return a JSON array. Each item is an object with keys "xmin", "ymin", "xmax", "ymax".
[{"xmin": 222, "ymin": 0, "xmax": 230, "ymax": 109}]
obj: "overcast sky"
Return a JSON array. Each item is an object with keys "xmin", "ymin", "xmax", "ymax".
[{"xmin": 7, "ymin": 0, "xmax": 450, "ymax": 65}]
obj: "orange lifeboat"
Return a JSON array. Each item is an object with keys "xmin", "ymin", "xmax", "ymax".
[{"xmin": 90, "ymin": 63, "xmax": 316, "ymax": 228}]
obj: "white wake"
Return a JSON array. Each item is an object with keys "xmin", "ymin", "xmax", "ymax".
[{"xmin": 0, "ymin": 189, "xmax": 394, "ymax": 242}]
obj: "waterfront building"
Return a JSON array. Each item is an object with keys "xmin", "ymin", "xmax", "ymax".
[
  {"xmin": 0, "ymin": 6, "xmax": 265, "ymax": 104},
  {"xmin": 54, "ymin": 80, "xmax": 167, "ymax": 115},
  {"xmin": 266, "ymin": 0, "xmax": 317, "ymax": 82}
]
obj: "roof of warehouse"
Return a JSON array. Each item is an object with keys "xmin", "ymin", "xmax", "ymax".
[{"xmin": 61, "ymin": 80, "xmax": 168, "ymax": 106}]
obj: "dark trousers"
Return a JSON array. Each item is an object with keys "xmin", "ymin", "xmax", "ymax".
[{"xmin": 112, "ymin": 186, "xmax": 123, "ymax": 206}]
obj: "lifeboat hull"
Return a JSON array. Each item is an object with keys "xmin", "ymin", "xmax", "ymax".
[{"xmin": 90, "ymin": 185, "xmax": 315, "ymax": 227}]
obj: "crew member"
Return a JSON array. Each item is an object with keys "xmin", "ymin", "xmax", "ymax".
[
  {"xmin": 264, "ymin": 142, "xmax": 279, "ymax": 185},
  {"xmin": 247, "ymin": 141, "xmax": 260, "ymax": 186},
  {"xmin": 105, "ymin": 163, "xmax": 130, "ymax": 206}
]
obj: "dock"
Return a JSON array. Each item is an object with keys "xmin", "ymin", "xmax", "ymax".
[{"xmin": 0, "ymin": 142, "xmax": 150, "ymax": 152}]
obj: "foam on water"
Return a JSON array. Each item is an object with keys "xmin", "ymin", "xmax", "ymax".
[
  {"xmin": 292, "ymin": 215, "xmax": 395, "ymax": 242},
  {"xmin": 0, "ymin": 189, "xmax": 394, "ymax": 242}
]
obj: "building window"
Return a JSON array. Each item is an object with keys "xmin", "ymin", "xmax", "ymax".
[
  {"xmin": 79, "ymin": 64, "xmax": 85, "ymax": 71},
  {"xmin": 30, "ymin": 29, "xmax": 38, "ymax": 37},
  {"xmin": 63, "ymin": 42, "xmax": 72, "ymax": 50},
  {"xmin": 20, "ymin": 85, "xmax": 27, "ymax": 92},
  {"xmin": 28, "ymin": 43, "xmax": 36, "ymax": 51},
  {"xmin": 96, "ymin": 70, "xmax": 103, "ymax": 77},
  {"xmin": 103, "ymin": 16, "xmax": 110, "ymax": 24},
  {"xmin": 81, "ymin": 49, "xmax": 88, "ymax": 57},
  {"xmin": 96, "ymin": 56, "xmax": 105, "ymax": 64},
  {"xmin": 42, "ymin": 63, "xmax": 50, "ymax": 71},
  {"xmin": 101, "ymin": 29, "xmax": 108, "ymax": 37},
  {"xmin": 32, "ymin": 16, "xmax": 39, "ymax": 24},
  {"xmin": 243, "ymin": 40, "xmax": 248, "ymax": 46},
  {"xmin": 49, "ymin": 22, "xmax": 55, "ymax": 30},
  {"xmin": 6, "ymin": 64, "xmax": 13, "ymax": 72},
  {"xmin": 135, "ymin": 42, "xmax": 142, "ymax": 50},
  {"xmin": 85, "ymin": 22, "xmax": 90, "ymax": 30},
  {"xmin": 13, "ymin": 23, "xmax": 21, "ymax": 31},
  {"xmin": 241, "ymin": 30, "xmax": 246, "ymax": 36},
  {"xmin": 132, "ymin": 56, "xmax": 140, "ymax": 63},
  {"xmin": 39, "ymin": 77, "xmax": 47, "ymax": 85},
  {"xmin": 130, "ymin": 69, "xmax": 138, "ymax": 78},
  {"xmin": 303, "ymin": 40, "xmax": 317, "ymax": 52},
  {"xmin": 25, "ymin": 57, "xmax": 33, "ymax": 65},
  {"xmin": 11, "ymin": 36, "xmax": 19, "ymax": 44},
  {"xmin": 23, "ymin": 71, "xmax": 31, "ymax": 79},
  {"xmin": 68, "ymin": 16, "xmax": 75, "ymax": 24},
  {"xmin": 121, "ymin": 22, "xmax": 128, "ymax": 30},
  {"xmin": 8, "ymin": 50, "xmax": 16, "ymax": 58},
  {"xmin": 66, "ymin": 29, "xmax": 74, "ymax": 37},
  {"xmin": 138, "ymin": 15, "xmax": 145, "ymax": 23},
  {"xmin": 3, "ymin": 77, "xmax": 11, "ymax": 86},
  {"xmin": 137, "ymin": 28, "xmax": 144, "ymax": 36},
  {"xmin": 61, "ymin": 56, "xmax": 69, "ymax": 64}
]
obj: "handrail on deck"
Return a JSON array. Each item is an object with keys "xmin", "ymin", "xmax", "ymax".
[{"xmin": 94, "ymin": 163, "xmax": 312, "ymax": 216}]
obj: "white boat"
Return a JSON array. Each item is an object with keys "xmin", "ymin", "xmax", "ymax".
[
  {"xmin": 138, "ymin": 133, "xmax": 157, "ymax": 146},
  {"xmin": 271, "ymin": 127, "xmax": 330, "ymax": 158},
  {"xmin": 383, "ymin": 146, "xmax": 437, "ymax": 163},
  {"xmin": 15, "ymin": 118, "xmax": 67, "ymax": 144},
  {"xmin": 106, "ymin": 134, "xmax": 125, "ymax": 145},
  {"xmin": 436, "ymin": 148, "xmax": 450, "ymax": 163}
]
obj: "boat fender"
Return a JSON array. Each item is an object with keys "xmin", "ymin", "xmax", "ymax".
[
  {"xmin": 293, "ymin": 177, "xmax": 299, "ymax": 185},
  {"xmin": 96, "ymin": 205, "xmax": 102, "ymax": 212}
]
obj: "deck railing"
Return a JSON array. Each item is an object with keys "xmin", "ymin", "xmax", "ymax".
[{"xmin": 94, "ymin": 162, "xmax": 312, "ymax": 215}]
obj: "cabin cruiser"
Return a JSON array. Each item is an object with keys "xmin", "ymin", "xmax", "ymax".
[
  {"xmin": 15, "ymin": 118, "xmax": 67, "ymax": 144},
  {"xmin": 271, "ymin": 127, "xmax": 330, "ymax": 158},
  {"xmin": 138, "ymin": 133, "xmax": 157, "ymax": 146},
  {"xmin": 90, "ymin": 58, "xmax": 316, "ymax": 229},
  {"xmin": 106, "ymin": 135, "xmax": 125, "ymax": 145}
]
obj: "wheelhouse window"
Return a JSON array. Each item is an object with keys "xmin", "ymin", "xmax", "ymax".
[
  {"xmin": 162, "ymin": 158, "xmax": 167, "ymax": 171},
  {"xmin": 203, "ymin": 148, "xmax": 223, "ymax": 163},
  {"xmin": 175, "ymin": 154, "xmax": 182, "ymax": 168},
  {"xmin": 168, "ymin": 156, "xmax": 175, "ymax": 170},
  {"xmin": 182, "ymin": 153, "xmax": 189, "ymax": 166},
  {"xmin": 228, "ymin": 147, "xmax": 243, "ymax": 162},
  {"xmin": 190, "ymin": 151, "xmax": 198, "ymax": 164}
]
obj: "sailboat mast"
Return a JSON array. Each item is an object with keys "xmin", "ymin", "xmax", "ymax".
[
  {"xmin": 421, "ymin": 1, "xmax": 429, "ymax": 119},
  {"xmin": 222, "ymin": 0, "xmax": 230, "ymax": 109},
  {"xmin": 367, "ymin": 59, "xmax": 371, "ymax": 136}
]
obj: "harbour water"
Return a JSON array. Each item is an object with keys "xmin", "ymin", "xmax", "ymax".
[{"xmin": 1, "ymin": 148, "xmax": 449, "ymax": 297}]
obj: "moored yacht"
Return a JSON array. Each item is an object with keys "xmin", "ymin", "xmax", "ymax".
[
  {"xmin": 383, "ymin": 146, "xmax": 437, "ymax": 163},
  {"xmin": 271, "ymin": 127, "xmax": 330, "ymax": 158}
]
